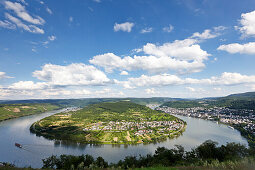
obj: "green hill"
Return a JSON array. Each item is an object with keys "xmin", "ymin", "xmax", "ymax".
[
  {"xmin": 160, "ymin": 91, "xmax": 255, "ymax": 111},
  {"xmin": 160, "ymin": 100, "xmax": 204, "ymax": 108},
  {"xmin": 0, "ymin": 97, "xmax": 182, "ymax": 107},
  {"xmin": 0, "ymin": 103, "xmax": 60, "ymax": 121}
]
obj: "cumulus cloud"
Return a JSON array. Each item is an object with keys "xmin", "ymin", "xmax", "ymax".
[
  {"xmin": 0, "ymin": 72, "xmax": 13, "ymax": 79},
  {"xmin": 163, "ymin": 25, "xmax": 174, "ymax": 33},
  {"xmin": 46, "ymin": 7, "xmax": 53, "ymax": 15},
  {"xmin": 145, "ymin": 88, "xmax": 156, "ymax": 94},
  {"xmin": 9, "ymin": 81, "xmax": 49, "ymax": 90},
  {"xmin": 5, "ymin": 13, "xmax": 44, "ymax": 34},
  {"xmin": 191, "ymin": 26, "xmax": 226, "ymax": 40},
  {"xmin": 118, "ymin": 72, "xmax": 255, "ymax": 88},
  {"xmin": 114, "ymin": 22, "xmax": 134, "ymax": 32},
  {"xmin": 210, "ymin": 72, "xmax": 255, "ymax": 85},
  {"xmin": 48, "ymin": 35, "xmax": 56, "ymax": 41},
  {"xmin": 33, "ymin": 63, "xmax": 110, "ymax": 86},
  {"xmin": 18, "ymin": 0, "xmax": 28, "ymax": 5},
  {"xmin": 41, "ymin": 88, "xmax": 91, "ymax": 97},
  {"xmin": 4, "ymin": 1, "xmax": 45, "ymax": 25},
  {"xmin": 235, "ymin": 10, "xmax": 255, "ymax": 37},
  {"xmin": 125, "ymin": 74, "xmax": 185, "ymax": 87},
  {"xmin": 0, "ymin": 20, "xmax": 16, "ymax": 29},
  {"xmin": 186, "ymin": 87, "xmax": 196, "ymax": 92},
  {"xmin": 90, "ymin": 39, "xmax": 210, "ymax": 74},
  {"xmin": 140, "ymin": 27, "xmax": 153, "ymax": 33},
  {"xmin": 120, "ymin": 71, "xmax": 129, "ymax": 75},
  {"xmin": 217, "ymin": 42, "xmax": 255, "ymax": 54}
]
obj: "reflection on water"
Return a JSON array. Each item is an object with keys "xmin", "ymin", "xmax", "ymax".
[{"xmin": 0, "ymin": 110, "xmax": 248, "ymax": 168}]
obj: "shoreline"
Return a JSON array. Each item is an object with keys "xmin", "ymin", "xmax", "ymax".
[
  {"xmin": 172, "ymin": 113, "xmax": 253, "ymax": 148},
  {"xmin": 30, "ymin": 116, "xmax": 187, "ymax": 145}
]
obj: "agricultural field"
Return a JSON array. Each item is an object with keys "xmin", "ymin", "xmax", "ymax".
[
  {"xmin": 31, "ymin": 101, "xmax": 186, "ymax": 144},
  {"xmin": 0, "ymin": 103, "xmax": 60, "ymax": 121}
]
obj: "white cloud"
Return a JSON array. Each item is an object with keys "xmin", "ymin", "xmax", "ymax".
[
  {"xmin": 93, "ymin": 0, "xmax": 101, "ymax": 2},
  {"xmin": 191, "ymin": 26, "xmax": 226, "ymax": 40},
  {"xmin": 0, "ymin": 20, "xmax": 16, "ymax": 29},
  {"xmin": 9, "ymin": 81, "xmax": 49, "ymax": 90},
  {"xmin": 33, "ymin": 63, "xmax": 110, "ymax": 86},
  {"xmin": 46, "ymin": 7, "xmax": 53, "ymax": 15},
  {"xmin": 186, "ymin": 87, "xmax": 196, "ymax": 92},
  {"xmin": 42, "ymin": 41, "xmax": 49, "ymax": 45},
  {"xmin": 236, "ymin": 10, "xmax": 255, "ymax": 37},
  {"xmin": 69, "ymin": 16, "xmax": 73, "ymax": 22},
  {"xmin": 163, "ymin": 25, "xmax": 174, "ymax": 33},
  {"xmin": 213, "ymin": 87, "xmax": 222, "ymax": 91},
  {"xmin": 209, "ymin": 72, "xmax": 255, "ymax": 85},
  {"xmin": 114, "ymin": 22, "xmax": 134, "ymax": 32},
  {"xmin": 120, "ymin": 71, "xmax": 128, "ymax": 75},
  {"xmin": 90, "ymin": 39, "xmax": 210, "ymax": 74},
  {"xmin": 191, "ymin": 29, "xmax": 216, "ymax": 39},
  {"xmin": 5, "ymin": 13, "xmax": 44, "ymax": 34},
  {"xmin": 118, "ymin": 72, "xmax": 255, "ymax": 88},
  {"xmin": 41, "ymin": 88, "xmax": 91, "ymax": 97},
  {"xmin": 140, "ymin": 27, "xmax": 153, "ymax": 33},
  {"xmin": 4, "ymin": 1, "xmax": 45, "ymax": 25},
  {"xmin": 145, "ymin": 88, "xmax": 156, "ymax": 94},
  {"xmin": 18, "ymin": 0, "xmax": 28, "ymax": 5},
  {"xmin": 218, "ymin": 42, "xmax": 255, "ymax": 54},
  {"xmin": 125, "ymin": 74, "xmax": 184, "ymax": 87},
  {"xmin": 0, "ymin": 72, "xmax": 13, "ymax": 79},
  {"xmin": 48, "ymin": 35, "xmax": 56, "ymax": 41}
]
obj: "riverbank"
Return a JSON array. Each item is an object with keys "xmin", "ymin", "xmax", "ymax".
[
  {"xmin": 172, "ymin": 113, "xmax": 255, "ymax": 148},
  {"xmin": 0, "ymin": 103, "xmax": 60, "ymax": 122},
  {"xmin": 0, "ymin": 108, "xmax": 247, "ymax": 168},
  {"xmin": 30, "ymin": 101, "xmax": 187, "ymax": 145}
]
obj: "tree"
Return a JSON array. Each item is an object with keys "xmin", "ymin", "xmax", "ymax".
[{"xmin": 95, "ymin": 156, "xmax": 108, "ymax": 168}]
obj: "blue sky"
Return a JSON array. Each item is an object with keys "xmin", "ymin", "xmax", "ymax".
[{"xmin": 1, "ymin": 0, "xmax": 255, "ymax": 99}]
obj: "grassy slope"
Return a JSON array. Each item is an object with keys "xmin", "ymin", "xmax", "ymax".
[
  {"xmin": 31, "ymin": 101, "xmax": 183, "ymax": 144},
  {"xmin": 0, "ymin": 103, "xmax": 60, "ymax": 121}
]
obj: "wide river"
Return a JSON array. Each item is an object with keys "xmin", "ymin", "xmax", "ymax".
[{"xmin": 0, "ymin": 109, "xmax": 248, "ymax": 168}]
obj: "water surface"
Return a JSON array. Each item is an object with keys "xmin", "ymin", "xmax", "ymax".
[{"xmin": 0, "ymin": 110, "xmax": 248, "ymax": 168}]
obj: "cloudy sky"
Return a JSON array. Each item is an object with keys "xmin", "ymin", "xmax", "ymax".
[{"xmin": 1, "ymin": 0, "xmax": 255, "ymax": 100}]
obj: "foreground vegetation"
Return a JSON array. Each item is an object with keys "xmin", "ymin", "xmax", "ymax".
[
  {"xmin": 1, "ymin": 140, "xmax": 255, "ymax": 170},
  {"xmin": 0, "ymin": 103, "xmax": 60, "ymax": 121},
  {"xmin": 31, "ymin": 101, "xmax": 185, "ymax": 144}
]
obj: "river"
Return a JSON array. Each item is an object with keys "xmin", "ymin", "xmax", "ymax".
[{"xmin": 0, "ymin": 109, "xmax": 248, "ymax": 168}]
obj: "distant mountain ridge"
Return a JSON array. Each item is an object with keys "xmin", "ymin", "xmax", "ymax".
[
  {"xmin": 1, "ymin": 91, "xmax": 255, "ymax": 110},
  {"xmin": 225, "ymin": 92, "xmax": 255, "ymax": 99},
  {"xmin": 160, "ymin": 91, "xmax": 255, "ymax": 110},
  {"xmin": 0, "ymin": 97, "xmax": 184, "ymax": 107}
]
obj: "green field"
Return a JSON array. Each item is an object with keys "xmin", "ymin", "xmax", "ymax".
[
  {"xmin": 31, "ymin": 101, "xmax": 185, "ymax": 144},
  {"xmin": 0, "ymin": 103, "xmax": 60, "ymax": 121}
]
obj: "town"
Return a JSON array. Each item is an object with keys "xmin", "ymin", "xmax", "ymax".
[
  {"xmin": 83, "ymin": 120, "xmax": 183, "ymax": 136},
  {"xmin": 157, "ymin": 106, "xmax": 255, "ymax": 136}
]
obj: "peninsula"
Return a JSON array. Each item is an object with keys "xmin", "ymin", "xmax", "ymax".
[{"xmin": 30, "ymin": 101, "xmax": 186, "ymax": 144}]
